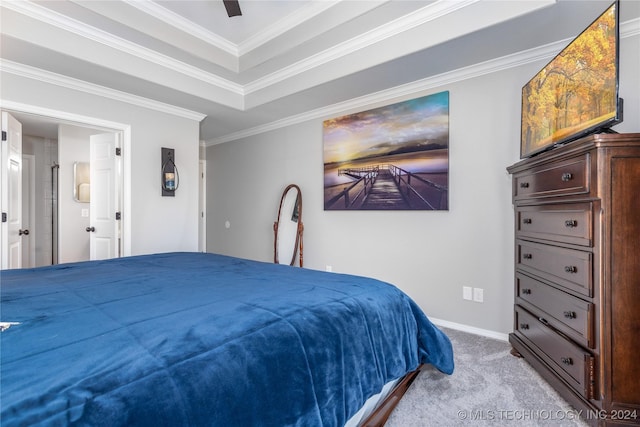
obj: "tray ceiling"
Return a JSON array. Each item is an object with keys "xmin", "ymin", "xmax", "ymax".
[{"xmin": 1, "ymin": 0, "xmax": 637, "ymax": 143}]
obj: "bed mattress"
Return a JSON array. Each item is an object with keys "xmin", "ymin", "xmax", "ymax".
[{"xmin": 0, "ymin": 252, "xmax": 453, "ymax": 426}]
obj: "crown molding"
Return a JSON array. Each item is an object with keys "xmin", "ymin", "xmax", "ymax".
[
  {"xmin": 4, "ymin": 0, "xmax": 481, "ymax": 104},
  {"xmin": 205, "ymin": 18, "xmax": 639, "ymax": 146},
  {"xmin": 208, "ymin": 43, "xmax": 553, "ymax": 146},
  {"xmin": 244, "ymin": 0, "xmax": 478, "ymax": 95},
  {"xmin": 2, "ymin": 0, "xmax": 244, "ymax": 95},
  {"xmin": 127, "ymin": 0, "xmax": 239, "ymax": 57},
  {"xmin": 128, "ymin": 0, "xmax": 341, "ymax": 60},
  {"xmin": 0, "ymin": 60, "xmax": 206, "ymax": 121},
  {"xmin": 4, "ymin": 1, "xmax": 637, "ymax": 139},
  {"xmin": 624, "ymin": 17, "xmax": 640, "ymax": 38},
  {"xmin": 238, "ymin": 1, "xmax": 341, "ymax": 56}
]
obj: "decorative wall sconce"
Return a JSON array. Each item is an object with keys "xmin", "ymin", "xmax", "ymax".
[{"xmin": 161, "ymin": 147, "xmax": 179, "ymax": 197}]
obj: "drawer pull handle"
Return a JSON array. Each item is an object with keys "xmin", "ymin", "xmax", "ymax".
[
  {"xmin": 563, "ymin": 311, "xmax": 576, "ymax": 319},
  {"xmin": 522, "ymin": 218, "xmax": 532, "ymax": 224},
  {"xmin": 521, "ymin": 288, "xmax": 532, "ymax": 295},
  {"xmin": 561, "ymin": 357, "xmax": 573, "ymax": 366},
  {"xmin": 564, "ymin": 219, "xmax": 578, "ymax": 228},
  {"xmin": 519, "ymin": 323, "xmax": 529, "ymax": 330},
  {"xmin": 564, "ymin": 266, "xmax": 577, "ymax": 273},
  {"xmin": 523, "ymin": 253, "xmax": 533, "ymax": 259},
  {"xmin": 519, "ymin": 182, "xmax": 530, "ymax": 188},
  {"xmin": 538, "ymin": 317, "xmax": 549, "ymax": 326},
  {"xmin": 561, "ymin": 172, "xmax": 573, "ymax": 182}
]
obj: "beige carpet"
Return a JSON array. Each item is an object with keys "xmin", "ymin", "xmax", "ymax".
[{"xmin": 385, "ymin": 327, "xmax": 589, "ymax": 426}]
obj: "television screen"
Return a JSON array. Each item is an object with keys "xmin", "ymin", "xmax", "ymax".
[{"xmin": 520, "ymin": 1, "xmax": 622, "ymax": 158}]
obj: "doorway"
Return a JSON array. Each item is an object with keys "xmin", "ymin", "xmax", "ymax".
[{"xmin": 1, "ymin": 108, "xmax": 128, "ymax": 268}]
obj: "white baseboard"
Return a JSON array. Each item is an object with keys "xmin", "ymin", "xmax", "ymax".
[{"xmin": 429, "ymin": 317, "xmax": 509, "ymax": 342}]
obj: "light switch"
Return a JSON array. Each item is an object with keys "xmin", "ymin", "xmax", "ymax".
[{"xmin": 81, "ymin": 209, "xmax": 89, "ymax": 218}]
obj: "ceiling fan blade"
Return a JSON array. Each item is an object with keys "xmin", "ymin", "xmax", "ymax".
[{"xmin": 223, "ymin": 0, "xmax": 242, "ymax": 17}]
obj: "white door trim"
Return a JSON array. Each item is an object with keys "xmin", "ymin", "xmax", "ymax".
[
  {"xmin": 199, "ymin": 159, "xmax": 206, "ymax": 252},
  {"xmin": 2, "ymin": 100, "xmax": 132, "ymax": 256},
  {"xmin": 22, "ymin": 154, "xmax": 36, "ymax": 267}
]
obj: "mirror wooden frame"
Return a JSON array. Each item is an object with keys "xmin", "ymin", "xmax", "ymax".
[{"xmin": 273, "ymin": 184, "xmax": 303, "ymax": 267}]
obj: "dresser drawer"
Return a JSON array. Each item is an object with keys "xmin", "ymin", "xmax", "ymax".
[
  {"xmin": 517, "ymin": 240, "xmax": 592, "ymax": 297},
  {"xmin": 515, "ymin": 307, "xmax": 595, "ymax": 399},
  {"xmin": 516, "ymin": 203, "xmax": 593, "ymax": 247},
  {"xmin": 513, "ymin": 154, "xmax": 589, "ymax": 200},
  {"xmin": 516, "ymin": 273, "xmax": 594, "ymax": 348}
]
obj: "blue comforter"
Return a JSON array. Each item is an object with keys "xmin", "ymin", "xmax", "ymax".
[{"xmin": 1, "ymin": 252, "xmax": 453, "ymax": 426}]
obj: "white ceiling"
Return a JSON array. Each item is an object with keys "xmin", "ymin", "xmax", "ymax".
[{"xmin": 1, "ymin": 0, "xmax": 638, "ymax": 144}]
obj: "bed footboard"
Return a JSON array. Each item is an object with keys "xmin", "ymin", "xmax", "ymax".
[{"xmin": 359, "ymin": 364, "xmax": 424, "ymax": 427}]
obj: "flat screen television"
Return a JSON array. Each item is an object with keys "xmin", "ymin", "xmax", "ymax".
[{"xmin": 520, "ymin": 0, "xmax": 623, "ymax": 158}]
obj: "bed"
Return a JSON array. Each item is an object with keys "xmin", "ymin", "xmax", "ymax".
[{"xmin": 0, "ymin": 252, "xmax": 453, "ymax": 426}]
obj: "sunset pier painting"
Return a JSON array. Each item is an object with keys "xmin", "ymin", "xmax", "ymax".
[{"xmin": 323, "ymin": 91, "xmax": 449, "ymax": 210}]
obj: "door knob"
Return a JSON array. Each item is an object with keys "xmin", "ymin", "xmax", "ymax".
[
  {"xmin": 86, "ymin": 226, "xmax": 96, "ymax": 232},
  {"xmin": 18, "ymin": 229, "xmax": 29, "ymax": 236}
]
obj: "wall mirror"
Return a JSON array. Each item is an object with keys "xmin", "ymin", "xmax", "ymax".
[
  {"xmin": 274, "ymin": 184, "xmax": 303, "ymax": 267},
  {"xmin": 73, "ymin": 162, "xmax": 90, "ymax": 203}
]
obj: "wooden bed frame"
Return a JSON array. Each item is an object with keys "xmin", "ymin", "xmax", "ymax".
[{"xmin": 360, "ymin": 364, "xmax": 425, "ymax": 426}]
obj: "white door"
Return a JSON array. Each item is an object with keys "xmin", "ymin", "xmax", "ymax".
[
  {"xmin": 1, "ymin": 111, "xmax": 23, "ymax": 270},
  {"xmin": 22, "ymin": 154, "xmax": 35, "ymax": 267},
  {"xmin": 89, "ymin": 132, "xmax": 121, "ymax": 260}
]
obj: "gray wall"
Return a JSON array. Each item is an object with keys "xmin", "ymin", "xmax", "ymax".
[
  {"xmin": 1, "ymin": 74, "xmax": 202, "ymax": 255},
  {"xmin": 206, "ymin": 32, "xmax": 640, "ymax": 335}
]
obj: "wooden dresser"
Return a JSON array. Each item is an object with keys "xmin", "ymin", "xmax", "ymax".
[{"xmin": 507, "ymin": 133, "xmax": 640, "ymax": 426}]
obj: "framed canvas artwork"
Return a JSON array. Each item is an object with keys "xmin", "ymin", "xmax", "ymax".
[{"xmin": 323, "ymin": 91, "xmax": 449, "ymax": 210}]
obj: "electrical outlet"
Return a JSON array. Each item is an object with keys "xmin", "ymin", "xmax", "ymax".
[
  {"xmin": 463, "ymin": 286, "xmax": 473, "ymax": 301},
  {"xmin": 473, "ymin": 288, "xmax": 484, "ymax": 303},
  {"xmin": 326, "ymin": 265, "xmax": 333, "ymax": 272}
]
